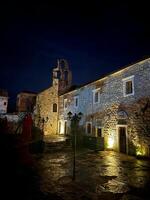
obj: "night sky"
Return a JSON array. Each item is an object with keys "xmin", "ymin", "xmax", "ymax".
[{"xmin": 0, "ymin": 1, "xmax": 150, "ymax": 111}]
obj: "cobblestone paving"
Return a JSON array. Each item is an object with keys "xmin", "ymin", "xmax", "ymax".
[{"xmin": 35, "ymin": 150, "xmax": 150, "ymax": 200}]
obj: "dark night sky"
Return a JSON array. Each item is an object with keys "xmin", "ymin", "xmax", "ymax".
[{"xmin": 0, "ymin": 1, "xmax": 150, "ymax": 111}]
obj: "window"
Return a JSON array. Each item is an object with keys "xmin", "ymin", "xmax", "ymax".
[
  {"xmin": 86, "ymin": 122, "xmax": 92, "ymax": 134},
  {"xmin": 64, "ymin": 71, "xmax": 68, "ymax": 85},
  {"xmin": 74, "ymin": 96, "xmax": 79, "ymax": 108},
  {"xmin": 64, "ymin": 99, "xmax": 67, "ymax": 109},
  {"xmin": 93, "ymin": 89, "xmax": 100, "ymax": 104},
  {"xmin": 53, "ymin": 103, "xmax": 57, "ymax": 112},
  {"xmin": 4, "ymin": 102, "xmax": 7, "ymax": 106},
  {"xmin": 123, "ymin": 76, "xmax": 134, "ymax": 97}
]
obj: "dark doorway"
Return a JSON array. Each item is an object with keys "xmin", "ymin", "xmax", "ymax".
[
  {"xmin": 97, "ymin": 127, "xmax": 102, "ymax": 137},
  {"xmin": 64, "ymin": 121, "xmax": 67, "ymax": 135},
  {"xmin": 119, "ymin": 127, "xmax": 127, "ymax": 153}
]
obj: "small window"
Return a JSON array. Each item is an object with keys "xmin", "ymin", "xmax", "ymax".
[
  {"xmin": 86, "ymin": 122, "xmax": 92, "ymax": 134},
  {"xmin": 4, "ymin": 102, "xmax": 7, "ymax": 106},
  {"xmin": 126, "ymin": 81, "xmax": 132, "ymax": 94},
  {"xmin": 56, "ymin": 71, "xmax": 61, "ymax": 79},
  {"xmin": 123, "ymin": 76, "xmax": 134, "ymax": 97},
  {"xmin": 53, "ymin": 103, "xmax": 57, "ymax": 112},
  {"xmin": 74, "ymin": 96, "xmax": 79, "ymax": 108},
  {"xmin": 64, "ymin": 99, "xmax": 67, "ymax": 109},
  {"xmin": 93, "ymin": 89, "xmax": 100, "ymax": 104},
  {"xmin": 95, "ymin": 92, "xmax": 99, "ymax": 103}
]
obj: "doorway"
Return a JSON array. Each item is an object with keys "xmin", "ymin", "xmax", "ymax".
[
  {"xmin": 118, "ymin": 126, "xmax": 127, "ymax": 154},
  {"xmin": 64, "ymin": 121, "xmax": 67, "ymax": 135}
]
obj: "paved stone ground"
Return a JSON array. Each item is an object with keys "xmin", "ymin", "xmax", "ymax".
[
  {"xmin": 1, "ymin": 133, "xmax": 150, "ymax": 200},
  {"xmin": 35, "ymin": 149, "xmax": 150, "ymax": 200}
]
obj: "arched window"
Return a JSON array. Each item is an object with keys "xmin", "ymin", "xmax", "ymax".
[
  {"xmin": 53, "ymin": 103, "xmax": 57, "ymax": 112},
  {"xmin": 56, "ymin": 71, "xmax": 61, "ymax": 79}
]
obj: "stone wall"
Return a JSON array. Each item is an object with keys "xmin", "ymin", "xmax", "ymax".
[
  {"xmin": 34, "ymin": 59, "xmax": 72, "ymax": 136},
  {"xmin": 34, "ymin": 85, "xmax": 58, "ymax": 135},
  {"xmin": 16, "ymin": 92, "xmax": 36, "ymax": 112},
  {"xmin": 58, "ymin": 58, "xmax": 150, "ymax": 156}
]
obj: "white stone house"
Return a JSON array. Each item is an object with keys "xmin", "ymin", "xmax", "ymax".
[
  {"xmin": 58, "ymin": 58, "xmax": 150, "ymax": 156},
  {"xmin": 35, "ymin": 58, "xmax": 150, "ymax": 157}
]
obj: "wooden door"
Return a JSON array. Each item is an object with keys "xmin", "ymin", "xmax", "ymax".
[{"xmin": 119, "ymin": 127, "xmax": 127, "ymax": 153}]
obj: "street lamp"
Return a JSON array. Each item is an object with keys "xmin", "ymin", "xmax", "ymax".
[{"xmin": 67, "ymin": 111, "xmax": 82, "ymax": 181}]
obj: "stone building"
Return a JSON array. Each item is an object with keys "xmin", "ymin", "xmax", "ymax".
[
  {"xmin": 0, "ymin": 89, "xmax": 8, "ymax": 114},
  {"xmin": 34, "ymin": 59, "xmax": 72, "ymax": 135},
  {"xmin": 16, "ymin": 91, "xmax": 37, "ymax": 112},
  {"xmin": 35, "ymin": 58, "xmax": 150, "ymax": 156}
]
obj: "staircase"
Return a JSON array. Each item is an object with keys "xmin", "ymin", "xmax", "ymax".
[{"xmin": 43, "ymin": 135, "xmax": 72, "ymax": 153}]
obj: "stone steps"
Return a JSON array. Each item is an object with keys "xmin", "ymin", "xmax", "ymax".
[{"xmin": 44, "ymin": 138, "xmax": 72, "ymax": 153}]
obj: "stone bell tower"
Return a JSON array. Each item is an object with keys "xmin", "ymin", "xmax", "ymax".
[{"xmin": 52, "ymin": 59, "xmax": 72, "ymax": 94}]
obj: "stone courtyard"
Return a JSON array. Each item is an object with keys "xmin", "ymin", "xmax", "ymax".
[{"xmin": 35, "ymin": 149, "xmax": 150, "ymax": 200}]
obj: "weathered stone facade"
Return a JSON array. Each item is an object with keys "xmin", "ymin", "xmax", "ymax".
[
  {"xmin": 16, "ymin": 91, "xmax": 37, "ymax": 112},
  {"xmin": 34, "ymin": 57, "xmax": 150, "ymax": 156},
  {"xmin": 34, "ymin": 86, "xmax": 59, "ymax": 135},
  {"xmin": 34, "ymin": 59, "xmax": 72, "ymax": 135},
  {"xmin": 58, "ymin": 58, "xmax": 150, "ymax": 156}
]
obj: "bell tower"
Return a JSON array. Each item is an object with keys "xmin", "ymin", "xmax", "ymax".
[{"xmin": 52, "ymin": 59, "xmax": 72, "ymax": 94}]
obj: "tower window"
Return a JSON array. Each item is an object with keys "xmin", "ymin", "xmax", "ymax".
[
  {"xmin": 56, "ymin": 71, "xmax": 61, "ymax": 79},
  {"xmin": 64, "ymin": 71, "xmax": 68, "ymax": 85},
  {"xmin": 53, "ymin": 103, "xmax": 57, "ymax": 112}
]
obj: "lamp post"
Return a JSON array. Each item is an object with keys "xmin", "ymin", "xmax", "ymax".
[{"xmin": 67, "ymin": 111, "xmax": 82, "ymax": 181}]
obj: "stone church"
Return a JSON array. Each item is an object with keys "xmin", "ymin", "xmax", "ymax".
[
  {"xmin": 35, "ymin": 58, "xmax": 150, "ymax": 157},
  {"xmin": 34, "ymin": 59, "xmax": 72, "ymax": 135}
]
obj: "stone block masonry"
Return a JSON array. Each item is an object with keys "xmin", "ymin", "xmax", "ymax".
[{"xmin": 34, "ymin": 57, "xmax": 150, "ymax": 157}]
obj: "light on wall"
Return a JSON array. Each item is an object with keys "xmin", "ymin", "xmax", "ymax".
[
  {"xmin": 136, "ymin": 144, "xmax": 146, "ymax": 156},
  {"xmin": 107, "ymin": 136, "xmax": 114, "ymax": 149}
]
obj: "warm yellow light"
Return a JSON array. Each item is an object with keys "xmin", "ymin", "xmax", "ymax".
[
  {"xmin": 136, "ymin": 145, "xmax": 146, "ymax": 156},
  {"xmin": 60, "ymin": 122, "xmax": 64, "ymax": 134},
  {"xmin": 136, "ymin": 150, "xmax": 143, "ymax": 156},
  {"xmin": 107, "ymin": 137, "xmax": 114, "ymax": 149}
]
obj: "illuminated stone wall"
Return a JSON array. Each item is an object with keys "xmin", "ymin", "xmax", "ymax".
[
  {"xmin": 34, "ymin": 85, "xmax": 58, "ymax": 135},
  {"xmin": 34, "ymin": 59, "xmax": 72, "ymax": 135},
  {"xmin": 58, "ymin": 58, "xmax": 150, "ymax": 156}
]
